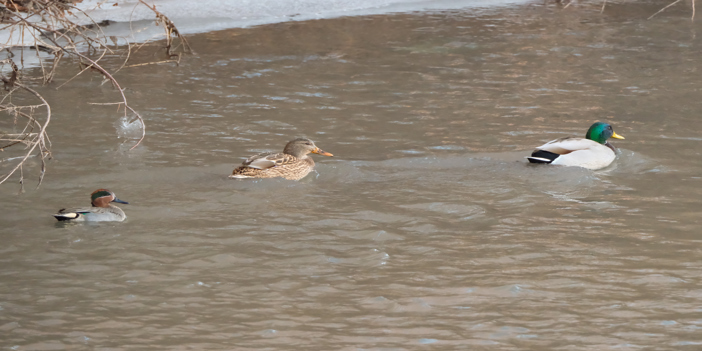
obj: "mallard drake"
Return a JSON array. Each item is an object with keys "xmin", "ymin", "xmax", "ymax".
[
  {"xmin": 527, "ymin": 122, "xmax": 625, "ymax": 170},
  {"xmin": 229, "ymin": 138, "xmax": 333, "ymax": 180},
  {"xmin": 54, "ymin": 189, "xmax": 129, "ymax": 222}
]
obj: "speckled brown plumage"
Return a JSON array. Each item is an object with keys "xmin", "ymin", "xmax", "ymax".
[{"xmin": 229, "ymin": 138, "xmax": 333, "ymax": 180}]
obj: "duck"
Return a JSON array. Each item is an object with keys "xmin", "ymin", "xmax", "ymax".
[
  {"xmin": 527, "ymin": 122, "xmax": 625, "ymax": 170},
  {"xmin": 230, "ymin": 138, "xmax": 334, "ymax": 180},
  {"xmin": 54, "ymin": 189, "xmax": 129, "ymax": 222}
]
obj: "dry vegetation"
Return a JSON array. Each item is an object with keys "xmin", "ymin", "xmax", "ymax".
[{"xmin": 0, "ymin": 0, "xmax": 190, "ymax": 191}]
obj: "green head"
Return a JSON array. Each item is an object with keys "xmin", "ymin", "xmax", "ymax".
[
  {"xmin": 585, "ymin": 122, "xmax": 625, "ymax": 144},
  {"xmin": 91, "ymin": 189, "xmax": 128, "ymax": 207}
]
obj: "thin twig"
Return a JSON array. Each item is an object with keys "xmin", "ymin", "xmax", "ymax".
[
  {"xmin": 125, "ymin": 59, "xmax": 178, "ymax": 68},
  {"xmin": 692, "ymin": 0, "xmax": 696, "ymax": 21},
  {"xmin": 87, "ymin": 102, "xmax": 125, "ymax": 106},
  {"xmin": 138, "ymin": 0, "xmax": 193, "ymax": 55},
  {"xmin": 112, "ymin": 36, "xmax": 133, "ymax": 75},
  {"xmin": 72, "ymin": 51, "xmax": 146, "ymax": 150},
  {"xmin": 648, "ymin": 0, "xmax": 683, "ymax": 20}
]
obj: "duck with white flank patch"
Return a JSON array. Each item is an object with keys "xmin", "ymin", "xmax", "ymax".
[
  {"xmin": 54, "ymin": 189, "xmax": 129, "ymax": 222},
  {"xmin": 527, "ymin": 122, "xmax": 625, "ymax": 170}
]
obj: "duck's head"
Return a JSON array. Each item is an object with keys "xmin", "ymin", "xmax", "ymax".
[
  {"xmin": 283, "ymin": 138, "xmax": 334, "ymax": 158},
  {"xmin": 91, "ymin": 189, "xmax": 128, "ymax": 208},
  {"xmin": 586, "ymin": 122, "xmax": 625, "ymax": 144}
]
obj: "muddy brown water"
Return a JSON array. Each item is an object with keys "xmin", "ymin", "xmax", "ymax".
[{"xmin": 2, "ymin": 1, "xmax": 702, "ymax": 350}]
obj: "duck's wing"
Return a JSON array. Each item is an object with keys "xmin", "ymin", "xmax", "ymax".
[
  {"xmin": 535, "ymin": 137, "xmax": 598, "ymax": 155},
  {"xmin": 242, "ymin": 152, "xmax": 297, "ymax": 169},
  {"xmin": 527, "ymin": 137, "xmax": 600, "ymax": 164},
  {"xmin": 53, "ymin": 207, "xmax": 93, "ymax": 221}
]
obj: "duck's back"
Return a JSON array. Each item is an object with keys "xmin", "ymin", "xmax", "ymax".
[
  {"xmin": 242, "ymin": 152, "xmax": 293, "ymax": 169},
  {"xmin": 231, "ymin": 153, "xmax": 315, "ymax": 180}
]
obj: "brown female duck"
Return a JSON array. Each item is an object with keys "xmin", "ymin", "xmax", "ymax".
[{"xmin": 229, "ymin": 138, "xmax": 333, "ymax": 180}]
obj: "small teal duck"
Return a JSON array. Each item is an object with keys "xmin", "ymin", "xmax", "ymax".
[
  {"xmin": 527, "ymin": 122, "xmax": 625, "ymax": 170},
  {"xmin": 54, "ymin": 189, "xmax": 129, "ymax": 222},
  {"xmin": 229, "ymin": 138, "xmax": 333, "ymax": 180}
]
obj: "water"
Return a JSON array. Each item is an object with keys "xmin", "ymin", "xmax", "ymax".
[{"xmin": 2, "ymin": 1, "xmax": 702, "ymax": 349}]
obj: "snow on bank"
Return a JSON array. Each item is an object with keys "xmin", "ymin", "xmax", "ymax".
[
  {"xmin": 76, "ymin": 0, "xmax": 532, "ymax": 30},
  {"xmin": 79, "ymin": 0, "xmax": 532, "ymax": 44},
  {"xmin": 5, "ymin": 0, "xmax": 532, "ymax": 45},
  {"xmin": 1, "ymin": 0, "xmax": 531, "ymax": 68}
]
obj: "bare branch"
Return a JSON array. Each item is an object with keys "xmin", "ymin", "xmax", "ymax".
[
  {"xmin": 693, "ymin": 0, "xmax": 696, "ymax": 21},
  {"xmin": 648, "ymin": 0, "xmax": 683, "ymax": 20},
  {"xmin": 13, "ymin": 13, "xmax": 146, "ymax": 150},
  {"xmin": 0, "ymin": 81, "xmax": 51, "ymax": 187}
]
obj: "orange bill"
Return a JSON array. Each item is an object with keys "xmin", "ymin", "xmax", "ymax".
[{"xmin": 313, "ymin": 148, "xmax": 333, "ymax": 157}]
